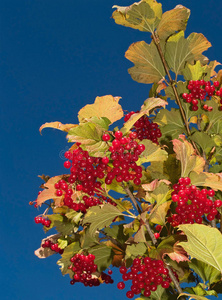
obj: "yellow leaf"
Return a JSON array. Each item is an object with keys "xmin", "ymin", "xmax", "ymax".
[
  {"xmin": 39, "ymin": 122, "xmax": 77, "ymax": 134},
  {"xmin": 190, "ymin": 171, "xmax": 222, "ymax": 192},
  {"xmin": 78, "ymin": 95, "xmax": 123, "ymax": 124}
]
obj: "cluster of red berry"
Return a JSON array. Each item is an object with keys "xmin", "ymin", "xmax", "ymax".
[
  {"xmin": 34, "ymin": 216, "xmax": 51, "ymax": 227},
  {"xmin": 42, "ymin": 239, "xmax": 64, "ymax": 254},
  {"xmin": 168, "ymin": 177, "xmax": 222, "ymax": 227},
  {"xmin": 124, "ymin": 112, "xmax": 162, "ymax": 144},
  {"xmin": 102, "ymin": 131, "xmax": 145, "ymax": 186},
  {"xmin": 117, "ymin": 257, "xmax": 175, "ymax": 298},
  {"xmin": 182, "ymin": 80, "xmax": 222, "ymax": 111},
  {"xmin": 54, "ymin": 178, "xmax": 116, "ymax": 213},
  {"xmin": 68, "ymin": 253, "xmax": 113, "ymax": 287}
]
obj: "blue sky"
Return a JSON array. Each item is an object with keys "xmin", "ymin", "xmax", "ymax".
[{"xmin": 1, "ymin": 0, "xmax": 222, "ymax": 299}]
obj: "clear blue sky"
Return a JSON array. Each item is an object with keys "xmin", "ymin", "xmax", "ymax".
[{"xmin": 1, "ymin": 0, "xmax": 222, "ymax": 299}]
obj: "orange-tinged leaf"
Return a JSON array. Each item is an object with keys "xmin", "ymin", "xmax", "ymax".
[
  {"xmin": 149, "ymin": 201, "xmax": 172, "ymax": 225},
  {"xmin": 36, "ymin": 175, "xmax": 63, "ymax": 206},
  {"xmin": 142, "ymin": 179, "xmax": 171, "ymax": 192},
  {"xmin": 78, "ymin": 95, "xmax": 123, "ymax": 124},
  {"xmin": 125, "ymin": 41, "xmax": 166, "ymax": 84},
  {"xmin": 189, "ymin": 171, "xmax": 222, "ymax": 191},
  {"xmin": 167, "ymin": 241, "xmax": 189, "ymax": 263},
  {"xmin": 39, "ymin": 122, "xmax": 77, "ymax": 134},
  {"xmin": 106, "ymin": 241, "xmax": 124, "ymax": 267},
  {"xmin": 172, "ymin": 138, "xmax": 205, "ymax": 177}
]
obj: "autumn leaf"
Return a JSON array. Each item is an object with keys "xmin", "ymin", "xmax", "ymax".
[
  {"xmin": 106, "ymin": 241, "xmax": 124, "ymax": 267},
  {"xmin": 34, "ymin": 233, "xmax": 61, "ymax": 259},
  {"xmin": 189, "ymin": 171, "xmax": 222, "ymax": 192},
  {"xmin": 172, "ymin": 137, "xmax": 205, "ymax": 177},
  {"xmin": 39, "ymin": 122, "xmax": 77, "ymax": 134},
  {"xmin": 78, "ymin": 95, "xmax": 123, "ymax": 124},
  {"xmin": 36, "ymin": 175, "xmax": 64, "ymax": 206},
  {"xmin": 125, "ymin": 41, "xmax": 166, "ymax": 84}
]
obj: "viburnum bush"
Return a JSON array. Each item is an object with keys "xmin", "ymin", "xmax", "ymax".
[{"xmin": 32, "ymin": 1, "xmax": 222, "ymax": 299}]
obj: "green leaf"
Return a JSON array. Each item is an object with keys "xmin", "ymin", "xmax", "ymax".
[
  {"xmin": 172, "ymin": 138, "xmax": 205, "ymax": 177},
  {"xmin": 125, "ymin": 41, "xmax": 166, "ymax": 84},
  {"xmin": 150, "ymin": 182, "xmax": 171, "ymax": 206},
  {"xmin": 126, "ymin": 242, "xmax": 147, "ymax": 258},
  {"xmin": 88, "ymin": 243, "xmax": 112, "ymax": 272},
  {"xmin": 48, "ymin": 214, "xmax": 78, "ymax": 235},
  {"xmin": 190, "ymin": 131, "xmax": 215, "ymax": 154},
  {"xmin": 121, "ymin": 97, "xmax": 167, "ymax": 135},
  {"xmin": 155, "ymin": 108, "xmax": 185, "ymax": 139},
  {"xmin": 57, "ymin": 238, "xmax": 68, "ymax": 249},
  {"xmin": 65, "ymin": 210, "xmax": 83, "ymax": 224},
  {"xmin": 189, "ymin": 259, "xmax": 221, "ymax": 285},
  {"xmin": 82, "ymin": 204, "xmax": 124, "ymax": 236},
  {"xmin": 80, "ymin": 228, "xmax": 99, "ymax": 249},
  {"xmin": 149, "ymin": 201, "xmax": 172, "ymax": 225},
  {"xmin": 178, "ymin": 224, "xmax": 222, "ymax": 273},
  {"xmin": 205, "ymin": 98, "xmax": 222, "ymax": 134},
  {"xmin": 67, "ymin": 122, "xmax": 109, "ymax": 157},
  {"xmin": 182, "ymin": 61, "xmax": 207, "ymax": 81},
  {"xmin": 112, "ymin": 0, "xmax": 162, "ymax": 33},
  {"xmin": 103, "ymin": 224, "xmax": 129, "ymax": 244},
  {"xmin": 165, "ymin": 31, "xmax": 211, "ymax": 76},
  {"xmin": 183, "ymin": 283, "xmax": 218, "ymax": 297},
  {"xmin": 137, "ymin": 140, "xmax": 168, "ymax": 165},
  {"xmin": 78, "ymin": 95, "xmax": 123, "ymax": 125},
  {"xmin": 84, "ymin": 116, "xmax": 111, "ymax": 130},
  {"xmin": 57, "ymin": 242, "xmax": 81, "ymax": 275},
  {"xmin": 156, "ymin": 5, "xmax": 190, "ymax": 41}
]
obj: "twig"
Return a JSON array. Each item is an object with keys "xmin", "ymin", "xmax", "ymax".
[
  {"xmin": 152, "ymin": 32, "xmax": 201, "ymax": 157},
  {"xmin": 144, "ymin": 219, "xmax": 158, "ymax": 246},
  {"xmin": 166, "ymin": 265, "xmax": 186, "ymax": 300},
  {"xmin": 122, "ymin": 184, "xmax": 142, "ymax": 214}
]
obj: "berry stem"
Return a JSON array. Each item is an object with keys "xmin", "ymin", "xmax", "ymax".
[
  {"xmin": 144, "ymin": 219, "xmax": 158, "ymax": 246},
  {"xmin": 165, "ymin": 265, "xmax": 186, "ymax": 300},
  {"xmin": 152, "ymin": 32, "xmax": 201, "ymax": 157}
]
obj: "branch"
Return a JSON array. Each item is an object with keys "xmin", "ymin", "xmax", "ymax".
[
  {"xmin": 122, "ymin": 184, "xmax": 142, "ymax": 214},
  {"xmin": 166, "ymin": 265, "xmax": 186, "ymax": 300},
  {"xmin": 152, "ymin": 32, "xmax": 201, "ymax": 157},
  {"xmin": 144, "ymin": 219, "xmax": 158, "ymax": 246}
]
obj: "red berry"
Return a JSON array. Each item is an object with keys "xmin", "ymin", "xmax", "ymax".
[
  {"xmin": 117, "ymin": 282, "xmax": 125, "ymax": 290},
  {"xmin": 115, "ymin": 131, "xmax": 123, "ymax": 140},
  {"xmin": 64, "ymin": 161, "xmax": 71, "ymax": 168},
  {"xmin": 154, "ymin": 233, "xmax": 160, "ymax": 239},
  {"xmin": 102, "ymin": 134, "xmax": 111, "ymax": 141}
]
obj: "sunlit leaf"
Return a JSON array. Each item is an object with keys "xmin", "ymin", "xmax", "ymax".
[
  {"xmin": 125, "ymin": 41, "xmax": 166, "ymax": 84},
  {"xmin": 178, "ymin": 224, "xmax": 222, "ymax": 273},
  {"xmin": 156, "ymin": 5, "xmax": 190, "ymax": 41},
  {"xmin": 189, "ymin": 171, "xmax": 222, "ymax": 191},
  {"xmin": 112, "ymin": 0, "xmax": 162, "ymax": 33},
  {"xmin": 149, "ymin": 201, "xmax": 172, "ymax": 225},
  {"xmin": 121, "ymin": 97, "xmax": 167, "ymax": 135},
  {"xmin": 165, "ymin": 31, "xmax": 211, "ymax": 76},
  {"xmin": 57, "ymin": 242, "xmax": 81, "ymax": 275},
  {"xmin": 78, "ymin": 95, "xmax": 123, "ymax": 124},
  {"xmin": 137, "ymin": 140, "xmax": 168, "ymax": 165},
  {"xmin": 182, "ymin": 61, "xmax": 207, "ymax": 81},
  {"xmin": 190, "ymin": 131, "xmax": 215, "ymax": 154},
  {"xmin": 82, "ymin": 204, "xmax": 124, "ymax": 236},
  {"xmin": 126, "ymin": 242, "xmax": 147, "ymax": 258},
  {"xmin": 179, "ymin": 292, "xmax": 215, "ymax": 300},
  {"xmin": 172, "ymin": 138, "xmax": 205, "ymax": 177},
  {"xmin": 39, "ymin": 122, "xmax": 77, "ymax": 134},
  {"xmin": 36, "ymin": 175, "xmax": 63, "ymax": 206}
]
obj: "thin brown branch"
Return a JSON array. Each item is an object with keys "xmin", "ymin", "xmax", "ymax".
[
  {"xmin": 152, "ymin": 32, "xmax": 201, "ymax": 157},
  {"xmin": 144, "ymin": 219, "xmax": 158, "ymax": 246},
  {"xmin": 166, "ymin": 265, "xmax": 186, "ymax": 300},
  {"xmin": 122, "ymin": 184, "xmax": 142, "ymax": 214}
]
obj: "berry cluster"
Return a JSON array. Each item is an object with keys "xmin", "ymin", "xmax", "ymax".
[
  {"xmin": 168, "ymin": 177, "xmax": 222, "ymax": 227},
  {"xmin": 124, "ymin": 112, "xmax": 162, "ymax": 144},
  {"xmin": 117, "ymin": 257, "xmax": 175, "ymax": 298},
  {"xmin": 34, "ymin": 216, "xmax": 51, "ymax": 227},
  {"xmin": 42, "ymin": 239, "xmax": 64, "ymax": 254},
  {"xmin": 103, "ymin": 131, "xmax": 145, "ymax": 186},
  {"xmin": 63, "ymin": 145, "xmax": 107, "ymax": 196},
  {"xmin": 54, "ymin": 178, "xmax": 116, "ymax": 213},
  {"xmin": 68, "ymin": 253, "xmax": 113, "ymax": 287},
  {"xmin": 182, "ymin": 80, "xmax": 222, "ymax": 111}
]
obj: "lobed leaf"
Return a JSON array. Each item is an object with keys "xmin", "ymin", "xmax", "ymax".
[
  {"xmin": 78, "ymin": 95, "xmax": 123, "ymax": 124},
  {"xmin": 156, "ymin": 5, "xmax": 190, "ymax": 41},
  {"xmin": 57, "ymin": 242, "xmax": 81, "ymax": 275},
  {"xmin": 178, "ymin": 224, "xmax": 222, "ymax": 273},
  {"xmin": 137, "ymin": 140, "xmax": 168, "ymax": 165},
  {"xmin": 88, "ymin": 243, "xmax": 113, "ymax": 272},
  {"xmin": 189, "ymin": 171, "xmax": 222, "ymax": 191},
  {"xmin": 125, "ymin": 41, "xmax": 166, "ymax": 84},
  {"xmin": 165, "ymin": 31, "xmax": 211, "ymax": 76},
  {"xmin": 112, "ymin": 0, "xmax": 162, "ymax": 33},
  {"xmin": 82, "ymin": 204, "xmax": 124, "ymax": 237},
  {"xmin": 172, "ymin": 138, "xmax": 205, "ymax": 177},
  {"xmin": 182, "ymin": 61, "xmax": 207, "ymax": 81},
  {"xmin": 39, "ymin": 122, "xmax": 77, "ymax": 134}
]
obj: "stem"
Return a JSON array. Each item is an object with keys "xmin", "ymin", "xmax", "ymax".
[
  {"xmin": 152, "ymin": 32, "xmax": 201, "ymax": 156},
  {"xmin": 144, "ymin": 219, "xmax": 158, "ymax": 246},
  {"xmin": 209, "ymin": 196, "xmax": 217, "ymax": 228},
  {"xmin": 122, "ymin": 184, "xmax": 142, "ymax": 214},
  {"xmin": 166, "ymin": 265, "xmax": 186, "ymax": 300}
]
